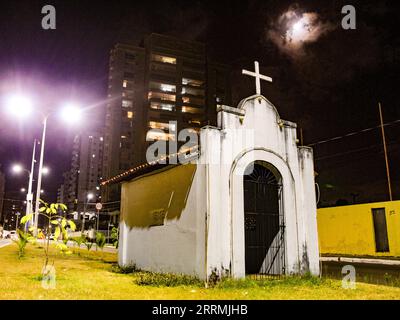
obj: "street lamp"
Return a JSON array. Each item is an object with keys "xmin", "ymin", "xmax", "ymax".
[
  {"xmin": 81, "ymin": 192, "xmax": 94, "ymax": 233},
  {"xmin": 5, "ymin": 94, "xmax": 33, "ymax": 118},
  {"xmin": 5, "ymin": 94, "xmax": 82, "ymax": 233},
  {"xmin": 32, "ymin": 103, "xmax": 82, "ymax": 232}
]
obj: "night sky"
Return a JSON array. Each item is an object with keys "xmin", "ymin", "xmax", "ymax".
[{"xmin": 0, "ymin": 0, "xmax": 399, "ymax": 207}]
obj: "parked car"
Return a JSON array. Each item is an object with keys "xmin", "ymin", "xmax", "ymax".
[{"xmin": 4, "ymin": 230, "xmax": 17, "ymax": 240}]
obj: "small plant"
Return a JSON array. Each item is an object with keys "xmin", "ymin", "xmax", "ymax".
[
  {"xmin": 85, "ymin": 241, "xmax": 94, "ymax": 252},
  {"xmin": 71, "ymin": 235, "xmax": 86, "ymax": 253},
  {"xmin": 111, "ymin": 263, "xmax": 138, "ymax": 274},
  {"xmin": 110, "ymin": 226, "xmax": 119, "ymax": 248},
  {"xmin": 12, "ymin": 229, "xmax": 35, "ymax": 258},
  {"xmin": 95, "ymin": 232, "xmax": 106, "ymax": 258},
  {"xmin": 135, "ymin": 272, "xmax": 202, "ymax": 287},
  {"xmin": 20, "ymin": 200, "xmax": 76, "ymax": 270}
]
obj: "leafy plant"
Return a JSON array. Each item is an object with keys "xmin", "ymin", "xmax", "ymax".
[
  {"xmin": 12, "ymin": 229, "xmax": 35, "ymax": 258},
  {"xmin": 95, "ymin": 232, "xmax": 106, "ymax": 249},
  {"xmin": 111, "ymin": 263, "xmax": 138, "ymax": 274},
  {"xmin": 95, "ymin": 232, "xmax": 106, "ymax": 259},
  {"xmin": 71, "ymin": 235, "xmax": 86, "ymax": 253},
  {"xmin": 21, "ymin": 200, "xmax": 76, "ymax": 270},
  {"xmin": 85, "ymin": 241, "xmax": 94, "ymax": 252},
  {"xmin": 110, "ymin": 226, "xmax": 119, "ymax": 248}
]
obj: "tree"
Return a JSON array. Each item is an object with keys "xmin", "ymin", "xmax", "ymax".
[{"xmin": 21, "ymin": 200, "xmax": 76, "ymax": 270}]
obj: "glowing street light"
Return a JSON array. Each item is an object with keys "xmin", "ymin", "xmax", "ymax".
[
  {"xmin": 5, "ymin": 94, "xmax": 33, "ymax": 118},
  {"xmin": 20, "ymin": 188, "xmax": 26, "ymax": 193},
  {"xmin": 60, "ymin": 103, "xmax": 82, "ymax": 124},
  {"xmin": 12, "ymin": 164, "xmax": 25, "ymax": 174},
  {"xmin": 82, "ymin": 192, "xmax": 94, "ymax": 233},
  {"xmin": 4, "ymin": 93, "xmax": 83, "ymax": 233},
  {"xmin": 87, "ymin": 193, "xmax": 94, "ymax": 201}
]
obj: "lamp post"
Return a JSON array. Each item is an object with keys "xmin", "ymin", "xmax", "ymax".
[
  {"xmin": 82, "ymin": 192, "xmax": 94, "ymax": 233},
  {"xmin": 33, "ymin": 116, "xmax": 48, "ymax": 232},
  {"xmin": 12, "ymin": 159, "xmax": 49, "ymax": 231},
  {"xmin": 5, "ymin": 94, "xmax": 82, "ymax": 233}
]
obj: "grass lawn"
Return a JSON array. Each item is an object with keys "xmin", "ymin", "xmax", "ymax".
[{"xmin": 1, "ymin": 243, "xmax": 400, "ymax": 300}]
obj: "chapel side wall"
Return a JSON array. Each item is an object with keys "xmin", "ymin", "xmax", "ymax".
[
  {"xmin": 282, "ymin": 124, "xmax": 309, "ymax": 274},
  {"xmin": 200, "ymin": 126, "xmax": 234, "ymax": 279},
  {"xmin": 298, "ymin": 147, "xmax": 320, "ymax": 275},
  {"xmin": 119, "ymin": 165, "xmax": 207, "ymax": 279}
]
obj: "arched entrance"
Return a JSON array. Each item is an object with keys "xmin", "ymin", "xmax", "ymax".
[{"xmin": 243, "ymin": 161, "xmax": 285, "ymax": 276}]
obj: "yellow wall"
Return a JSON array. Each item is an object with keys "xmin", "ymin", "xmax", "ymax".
[{"xmin": 317, "ymin": 201, "xmax": 400, "ymax": 257}]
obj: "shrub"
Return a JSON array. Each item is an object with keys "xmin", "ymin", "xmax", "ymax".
[
  {"xmin": 111, "ymin": 263, "xmax": 138, "ymax": 274},
  {"xmin": 13, "ymin": 229, "xmax": 34, "ymax": 258},
  {"xmin": 135, "ymin": 272, "xmax": 202, "ymax": 287}
]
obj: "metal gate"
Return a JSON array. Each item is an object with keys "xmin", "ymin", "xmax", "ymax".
[{"xmin": 243, "ymin": 162, "xmax": 285, "ymax": 278}]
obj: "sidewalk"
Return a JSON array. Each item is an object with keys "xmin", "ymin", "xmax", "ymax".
[
  {"xmin": 321, "ymin": 256, "xmax": 400, "ymax": 266},
  {"xmin": 0, "ymin": 239, "xmax": 12, "ymax": 248}
]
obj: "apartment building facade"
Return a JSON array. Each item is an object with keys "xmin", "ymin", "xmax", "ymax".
[
  {"xmin": 60, "ymin": 132, "xmax": 103, "ymax": 213},
  {"xmin": 102, "ymin": 33, "xmax": 232, "ymax": 203}
]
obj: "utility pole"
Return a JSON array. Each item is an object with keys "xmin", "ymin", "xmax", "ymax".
[
  {"xmin": 378, "ymin": 102, "xmax": 393, "ymax": 201},
  {"xmin": 300, "ymin": 128, "xmax": 304, "ymax": 146}
]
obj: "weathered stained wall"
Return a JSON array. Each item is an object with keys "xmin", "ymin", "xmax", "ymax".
[
  {"xmin": 318, "ymin": 201, "xmax": 400, "ymax": 257},
  {"xmin": 119, "ymin": 163, "xmax": 207, "ymax": 278},
  {"xmin": 203, "ymin": 95, "xmax": 319, "ymax": 278}
]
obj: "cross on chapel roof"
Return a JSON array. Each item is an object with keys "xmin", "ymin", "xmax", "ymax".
[{"xmin": 242, "ymin": 61, "xmax": 272, "ymax": 96}]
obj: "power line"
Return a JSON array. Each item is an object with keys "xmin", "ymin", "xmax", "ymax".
[
  {"xmin": 315, "ymin": 140, "xmax": 399, "ymax": 162},
  {"xmin": 307, "ymin": 119, "xmax": 400, "ymax": 147}
]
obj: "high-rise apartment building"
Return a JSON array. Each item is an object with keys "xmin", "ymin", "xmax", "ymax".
[
  {"xmin": 60, "ymin": 132, "xmax": 103, "ymax": 213},
  {"xmin": 102, "ymin": 33, "xmax": 232, "ymax": 203}
]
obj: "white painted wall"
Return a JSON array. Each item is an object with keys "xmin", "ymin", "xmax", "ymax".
[
  {"xmin": 119, "ymin": 164, "xmax": 207, "ymax": 279},
  {"xmin": 118, "ymin": 94, "xmax": 320, "ymax": 280},
  {"xmin": 201, "ymin": 95, "xmax": 320, "ymax": 279}
]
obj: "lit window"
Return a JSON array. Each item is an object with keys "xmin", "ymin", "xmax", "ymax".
[
  {"xmin": 150, "ymin": 102, "xmax": 175, "ymax": 112},
  {"xmin": 152, "ymin": 54, "xmax": 176, "ymax": 64},
  {"xmin": 182, "ymin": 78, "xmax": 204, "ymax": 87},
  {"xmin": 127, "ymin": 111, "xmax": 134, "ymax": 119},
  {"xmin": 148, "ymin": 121, "xmax": 176, "ymax": 131},
  {"xmin": 182, "ymin": 106, "xmax": 203, "ymax": 114},
  {"xmin": 122, "ymin": 100, "xmax": 133, "ymax": 108},
  {"xmin": 182, "ymin": 96, "xmax": 204, "ymax": 105},
  {"xmin": 148, "ymin": 92, "xmax": 176, "ymax": 102},
  {"xmin": 100, "ymin": 137, "xmax": 104, "ymax": 141},
  {"xmin": 123, "ymin": 80, "xmax": 128, "ymax": 88},
  {"xmin": 149, "ymin": 81, "xmax": 176, "ymax": 93},
  {"xmin": 181, "ymin": 87, "xmax": 204, "ymax": 96},
  {"xmin": 189, "ymin": 119, "xmax": 201, "ymax": 125},
  {"xmin": 121, "ymin": 135, "xmax": 127, "ymax": 139},
  {"xmin": 146, "ymin": 131, "xmax": 175, "ymax": 141}
]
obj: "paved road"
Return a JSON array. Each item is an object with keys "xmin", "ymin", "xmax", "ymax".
[
  {"xmin": 0, "ymin": 239, "xmax": 12, "ymax": 248},
  {"xmin": 66, "ymin": 241, "xmax": 118, "ymax": 253}
]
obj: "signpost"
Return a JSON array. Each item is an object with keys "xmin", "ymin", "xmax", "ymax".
[{"xmin": 95, "ymin": 203, "xmax": 102, "ymax": 232}]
